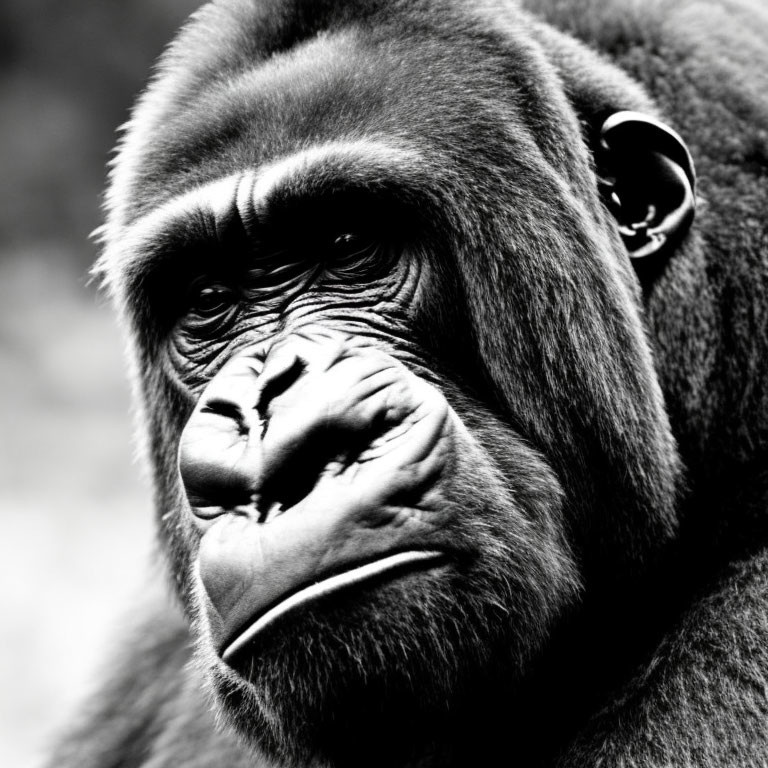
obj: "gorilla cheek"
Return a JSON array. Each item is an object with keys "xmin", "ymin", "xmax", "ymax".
[{"xmin": 178, "ymin": 331, "xmax": 466, "ymax": 667}]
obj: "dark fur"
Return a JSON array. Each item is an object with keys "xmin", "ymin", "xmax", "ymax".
[{"xmin": 51, "ymin": 1, "xmax": 768, "ymax": 766}]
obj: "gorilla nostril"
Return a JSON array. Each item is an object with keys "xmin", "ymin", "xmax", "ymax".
[
  {"xmin": 253, "ymin": 434, "xmax": 330, "ymax": 518},
  {"xmin": 201, "ymin": 398, "xmax": 250, "ymax": 436},
  {"xmin": 256, "ymin": 353, "xmax": 305, "ymax": 422}
]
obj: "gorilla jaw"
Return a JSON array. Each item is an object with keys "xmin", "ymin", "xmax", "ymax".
[
  {"xmin": 180, "ymin": 332, "xmax": 576, "ymax": 728},
  {"xmin": 177, "ymin": 334, "xmax": 578, "ymax": 766}
]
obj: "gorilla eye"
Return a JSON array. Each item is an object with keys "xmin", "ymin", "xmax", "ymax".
[
  {"xmin": 182, "ymin": 280, "xmax": 239, "ymax": 334},
  {"xmin": 325, "ymin": 232, "xmax": 386, "ymax": 278},
  {"xmin": 332, "ymin": 232, "xmax": 365, "ymax": 253},
  {"xmin": 192, "ymin": 285, "xmax": 235, "ymax": 317}
]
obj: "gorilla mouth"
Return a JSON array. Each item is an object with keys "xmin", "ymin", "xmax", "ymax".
[{"xmin": 221, "ymin": 549, "xmax": 447, "ymax": 663}]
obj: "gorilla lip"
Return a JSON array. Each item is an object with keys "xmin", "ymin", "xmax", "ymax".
[{"xmin": 221, "ymin": 549, "xmax": 446, "ymax": 662}]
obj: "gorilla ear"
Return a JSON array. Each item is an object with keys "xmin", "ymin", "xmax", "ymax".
[{"xmin": 598, "ymin": 111, "xmax": 696, "ymax": 260}]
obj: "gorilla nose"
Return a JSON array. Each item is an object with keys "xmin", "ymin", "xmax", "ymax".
[
  {"xmin": 179, "ymin": 329, "xmax": 454, "ymax": 531},
  {"xmin": 178, "ymin": 338, "xmax": 330, "ymax": 523},
  {"xmin": 178, "ymin": 329, "xmax": 401, "ymax": 524}
]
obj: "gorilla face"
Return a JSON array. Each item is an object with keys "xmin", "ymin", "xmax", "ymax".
[{"xmin": 97, "ymin": 1, "xmax": 686, "ymax": 765}]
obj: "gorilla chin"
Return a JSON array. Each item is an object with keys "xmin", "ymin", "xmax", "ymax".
[{"xmin": 206, "ymin": 546, "xmax": 557, "ymax": 768}]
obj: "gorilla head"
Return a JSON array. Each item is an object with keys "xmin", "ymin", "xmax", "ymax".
[{"xmin": 95, "ymin": 1, "xmax": 697, "ymax": 765}]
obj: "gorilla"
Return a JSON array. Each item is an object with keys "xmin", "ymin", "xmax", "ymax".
[{"xmin": 51, "ymin": 1, "xmax": 768, "ymax": 766}]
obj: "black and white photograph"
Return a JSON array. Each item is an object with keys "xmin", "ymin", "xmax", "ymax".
[{"xmin": 3, "ymin": 2, "xmax": 768, "ymax": 767}]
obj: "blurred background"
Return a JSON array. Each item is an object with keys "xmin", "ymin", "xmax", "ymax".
[{"xmin": 0, "ymin": 3, "xmax": 201, "ymax": 766}]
